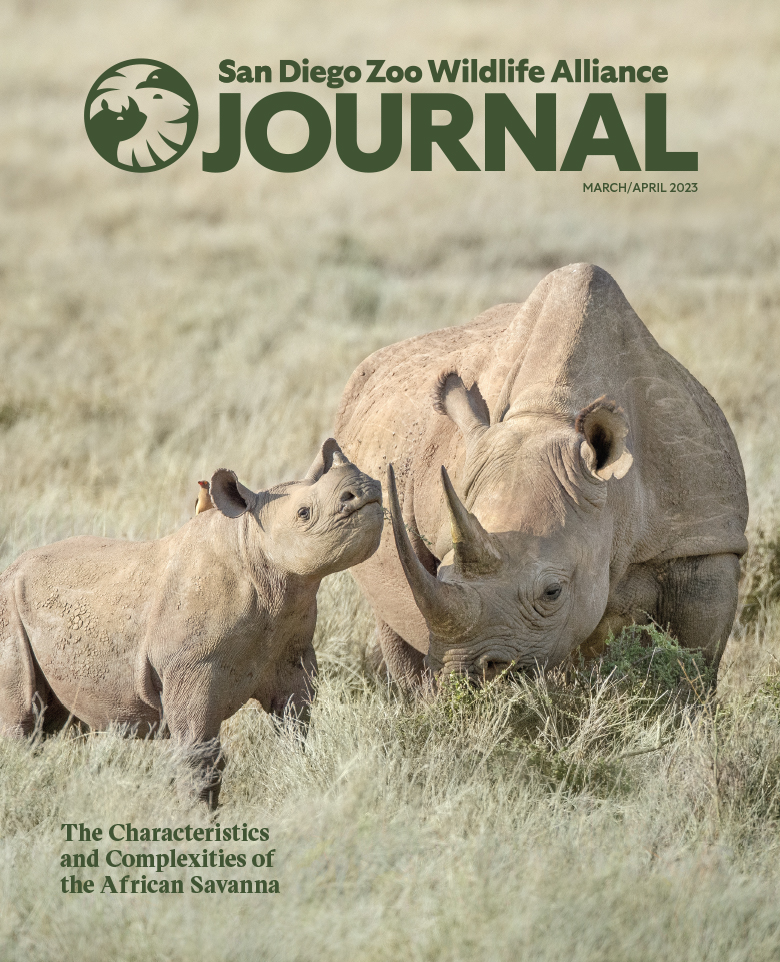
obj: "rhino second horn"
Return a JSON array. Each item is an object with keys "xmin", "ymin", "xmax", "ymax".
[
  {"xmin": 386, "ymin": 463, "xmax": 480, "ymax": 637},
  {"xmin": 440, "ymin": 466, "xmax": 501, "ymax": 573}
]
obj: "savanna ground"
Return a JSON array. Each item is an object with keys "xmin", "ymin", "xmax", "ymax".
[{"xmin": 1, "ymin": 0, "xmax": 779, "ymax": 959}]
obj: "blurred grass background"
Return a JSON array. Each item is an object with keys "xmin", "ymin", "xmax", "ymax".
[{"xmin": 1, "ymin": 0, "xmax": 779, "ymax": 958}]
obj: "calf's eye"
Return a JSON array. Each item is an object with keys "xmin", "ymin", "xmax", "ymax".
[
  {"xmin": 544, "ymin": 584, "xmax": 562, "ymax": 600},
  {"xmin": 297, "ymin": 507, "xmax": 310, "ymax": 521}
]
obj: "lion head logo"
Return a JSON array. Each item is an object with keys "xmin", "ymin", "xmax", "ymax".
[{"xmin": 85, "ymin": 60, "xmax": 198, "ymax": 171}]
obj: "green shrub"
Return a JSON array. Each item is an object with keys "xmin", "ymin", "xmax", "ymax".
[
  {"xmin": 757, "ymin": 673, "xmax": 780, "ymax": 715},
  {"xmin": 599, "ymin": 623, "xmax": 714, "ymax": 697}
]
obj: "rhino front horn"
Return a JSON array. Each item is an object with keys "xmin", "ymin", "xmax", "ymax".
[
  {"xmin": 386, "ymin": 463, "xmax": 480, "ymax": 637},
  {"xmin": 440, "ymin": 466, "xmax": 501, "ymax": 573}
]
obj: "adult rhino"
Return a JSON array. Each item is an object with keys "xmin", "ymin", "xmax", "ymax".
[{"xmin": 335, "ymin": 264, "xmax": 748, "ymax": 685}]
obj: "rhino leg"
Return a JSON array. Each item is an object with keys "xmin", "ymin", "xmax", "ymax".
[
  {"xmin": 654, "ymin": 553, "xmax": 741, "ymax": 672},
  {"xmin": 578, "ymin": 563, "xmax": 658, "ymax": 659},
  {"xmin": 0, "ymin": 614, "xmax": 38, "ymax": 738},
  {"xmin": 264, "ymin": 644, "xmax": 317, "ymax": 743},
  {"xmin": 0, "ymin": 580, "xmax": 82, "ymax": 738},
  {"xmin": 583, "ymin": 554, "xmax": 740, "ymax": 672},
  {"xmin": 175, "ymin": 738, "xmax": 225, "ymax": 810},
  {"xmin": 0, "ymin": 584, "xmax": 50, "ymax": 738},
  {"xmin": 366, "ymin": 631, "xmax": 387, "ymax": 677},
  {"xmin": 161, "ymin": 667, "xmax": 226, "ymax": 809},
  {"xmin": 373, "ymin": 618, "xmax": 426, "ymax": 689}
]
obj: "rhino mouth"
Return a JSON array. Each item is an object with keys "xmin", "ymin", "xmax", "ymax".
[
  {"xmin": 338, "ymin": 494, "xmax": 382, "ymax": 519},
  {"xmin": 431, "ymin": 653, "xmax": 520, "ymax": 680},
  {"xmin": 423, "ymin": 655, "xmax": 522, "ymax": 688}
]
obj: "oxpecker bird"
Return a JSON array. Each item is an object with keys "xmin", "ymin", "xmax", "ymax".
[{"xmin": 195, "ymin": 480, "xmax": 215, "ymax": 515}]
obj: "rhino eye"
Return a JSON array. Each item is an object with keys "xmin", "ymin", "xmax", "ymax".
[
  {"xmin": 297, "ymin": 507, "xmax": 310, "ymax": 521},
  {"xmin": 544, "ymin": 584, "xmax": 562, "ymax": 601}
]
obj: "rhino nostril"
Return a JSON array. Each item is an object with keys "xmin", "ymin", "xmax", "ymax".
[{"xmin": 340, "ymin": 490, "xmax": 356, "ymax": 502}]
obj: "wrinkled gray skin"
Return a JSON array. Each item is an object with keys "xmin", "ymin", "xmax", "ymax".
[
  {"xmin": 0, "ymin": 439, "xmax": 383, "ymax": 806},
  {"xmin": 335, "ymin": 264, "xmax": 748, "ymax": 687}
]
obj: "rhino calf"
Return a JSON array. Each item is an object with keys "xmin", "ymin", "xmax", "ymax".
[{"xmin": 0, "ymin": 439, "xmax": 382, "ymax": 807}]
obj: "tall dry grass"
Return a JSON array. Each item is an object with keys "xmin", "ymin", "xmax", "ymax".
[
  {"xmin": 2, "ymin": 609, "xmax": 780, "ymax": 961},
  {"xmin": 1, "ymin": 0, "xmax": 779, "ymax": 958}
]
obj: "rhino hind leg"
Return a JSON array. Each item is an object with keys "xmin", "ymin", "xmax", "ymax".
[
  {"xmin": 184, "ymin": 740, "xmax": 225, "ymax": 811},
  {"xmin": 172, "ymin": 735, "xmax": 224, "ymax": 810},
  {"xmin": 0, "ymin": 632, "xmax": 38, "ymax": 738},
  {"xmin": 373, "ymin": 618, "xmax": 426, "ymax": 689},
  {"xmin": 0, "ymin": 588, "xmax": 47, "ymax": 738},
  {"xmin": 366, "ymin": 631, "xmax": 388, "ymax": 678}
]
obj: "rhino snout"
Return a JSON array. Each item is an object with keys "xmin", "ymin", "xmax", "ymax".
[
  {"xmin": 435, "ymin": 645, "xmax": 523, "ymax": 683},
  {"xmin": 337, "ymin": 480, "xmax": 382, "ymax": 517}
]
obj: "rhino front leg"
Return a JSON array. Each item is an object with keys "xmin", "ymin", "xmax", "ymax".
[
  {"xmin": 655, "ymin": 553, "xmax": 741, "ymax": 672},
  {"xmin": 373, "ymin": 617, "xmax": 426, "ymax": 689},
  {"xmin": 263, "ymin": 644, "xmax": 317, "ymax": 742},
  {"xmin": 579, "ymin": 563, "xmax": 659, "ymax": 659},
  {"xmin": 161, "ymin": 667, "xmax": 226, "ymax": 809},
  {"xmin": 583, "ymin": 554, "xmax": 740, "ymax": 674}
]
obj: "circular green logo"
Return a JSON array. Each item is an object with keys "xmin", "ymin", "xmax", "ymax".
[{"xmin": 85, "ymin": 60, "xmax": 198, "ymax": 171}]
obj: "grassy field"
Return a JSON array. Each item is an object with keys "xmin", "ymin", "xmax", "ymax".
[{"xmin": 1, "ymin": 0, "xmax": 779, "ymax": 958}]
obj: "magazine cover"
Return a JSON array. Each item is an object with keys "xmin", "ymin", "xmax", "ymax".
[{"xmin": 2, "ymin": 1, "xmax": 778, "ymax": 958}]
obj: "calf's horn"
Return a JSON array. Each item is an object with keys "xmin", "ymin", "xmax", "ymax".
[
  {"xmin": 386, "ymin": 464, "xmax": 480, "ymax": 637},
  {"xmin": 305, "ymin": 438, "xmax": 350, "ymax": 481},
  {"xmin": 440, "ymin": 466, "xmax": 501, "ymax": 572}
]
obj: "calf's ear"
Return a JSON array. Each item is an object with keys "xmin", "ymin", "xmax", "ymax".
[
  {"xmin": 210, "ymin": 469, "xmax": 257, "ymax": 518},
  {"xmin": 576, "ymin": 397, "xmax": 633, "ymax": 481},
  {"xmin": 305, "ymin": 438, "xmax": 350, "ymax": 481}
]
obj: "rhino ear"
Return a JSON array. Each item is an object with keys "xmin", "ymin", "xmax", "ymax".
[
  {"xmin": 576, "ymin": 397, "xmax": 633, "ymax": 481},
  {"xmin": 209, "ymin": 469, "xmax": 257, "ymax": 518},
  {"xmin": 305, "ymin": 438, "xmax": 350, "ymax": 481},
  {"xmin": 432, "ymin": 371, "xmax": 490, "ymax": 438}
]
